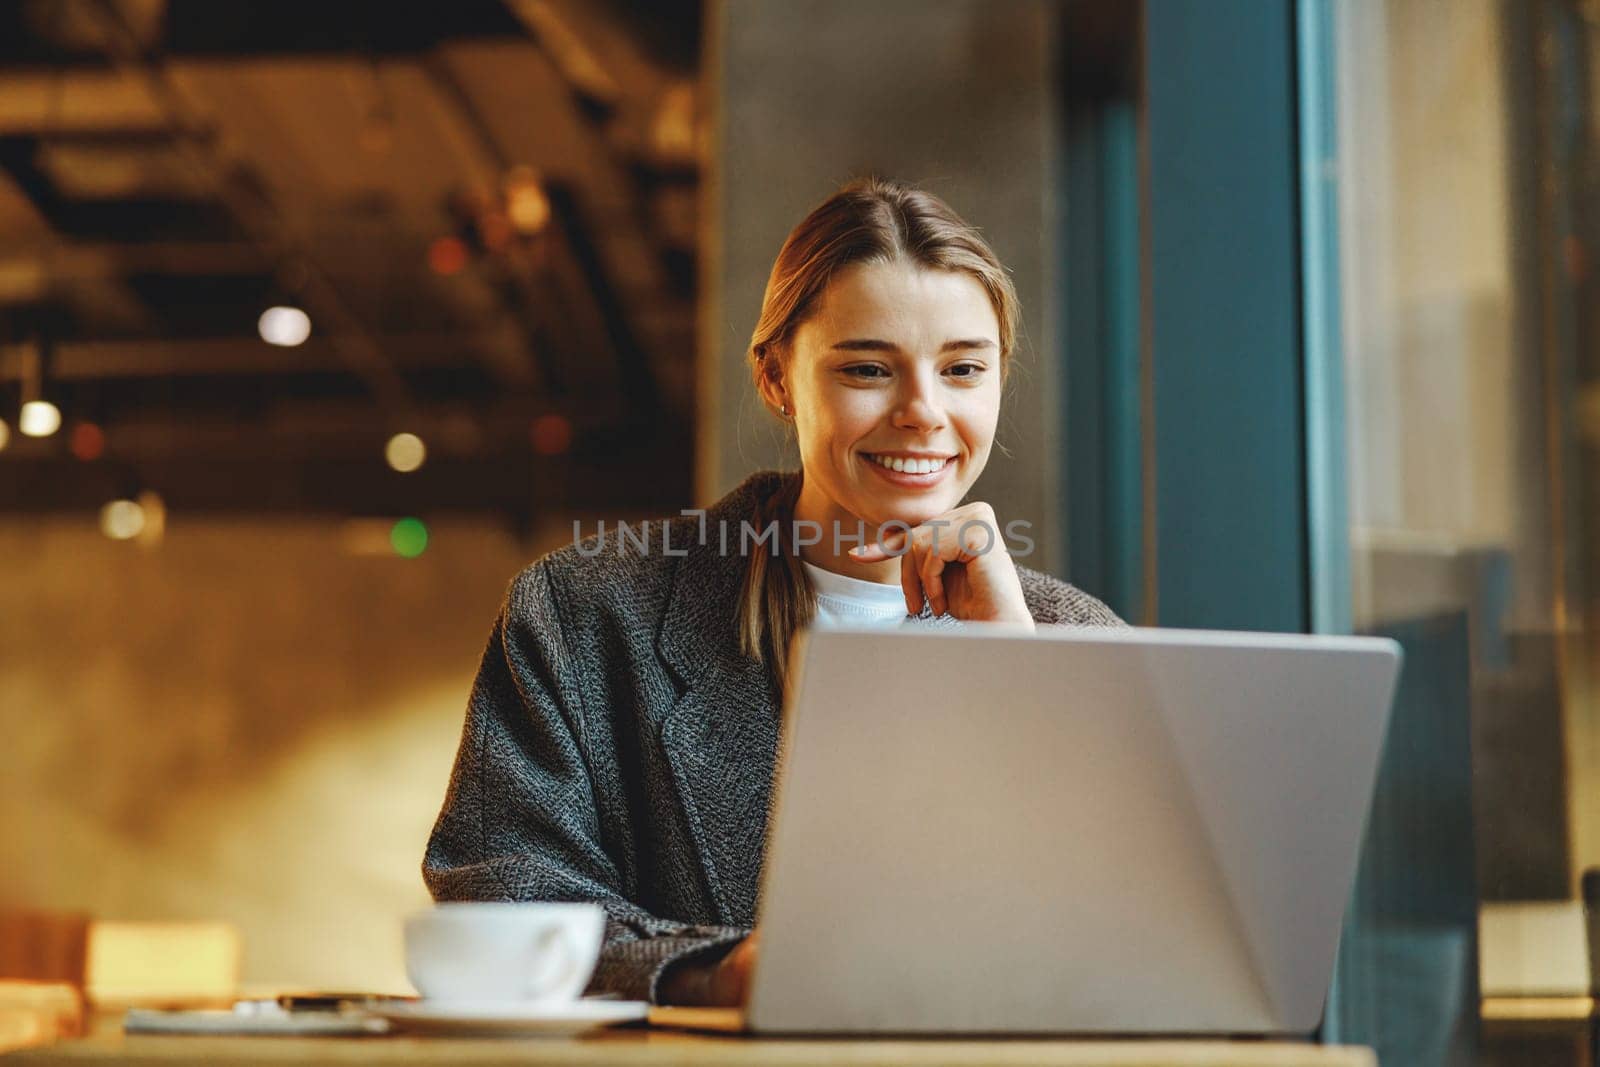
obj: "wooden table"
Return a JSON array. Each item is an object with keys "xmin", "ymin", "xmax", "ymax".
[{"xmin": 2, "ymin": 1016, "xmax": 1374, "ymax": 1067}]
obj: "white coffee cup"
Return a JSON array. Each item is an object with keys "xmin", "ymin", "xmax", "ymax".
[{"xmin": 404, "ymin": 902, "xmax": 605, "ymax": 1004}]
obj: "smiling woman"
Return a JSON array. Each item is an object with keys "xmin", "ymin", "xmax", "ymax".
[
  {"xmin": 421, "ymin": 177, "xmax": 1124, "ymax": 1010},
  {"xmin": 757, "ymin": 257, "xmax": 1019, "ymax": 640},
  {"xmin": 740, "ymin": 179, "xmax": 1063, "ymax": 678}
]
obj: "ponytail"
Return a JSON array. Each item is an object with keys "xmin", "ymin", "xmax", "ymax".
[{"xmin": 737, "ymin": 473, "xmax": 814, "ymax": 691}]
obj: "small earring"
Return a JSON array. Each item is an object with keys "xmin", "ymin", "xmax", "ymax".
[{"xmin": 780, "ymin": 404, "xmax": 791, "ymax": 418}]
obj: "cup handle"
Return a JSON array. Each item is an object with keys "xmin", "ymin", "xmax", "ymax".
[{"xmin": 524, "ymin": 925, "xmax": 578, "ymax": 1000}]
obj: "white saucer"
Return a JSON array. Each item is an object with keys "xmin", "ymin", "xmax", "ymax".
[{"xmin": 372, "ymin": 998, "xmax": 648, "ymax": 1036}]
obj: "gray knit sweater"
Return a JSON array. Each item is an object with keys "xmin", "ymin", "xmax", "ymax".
[{"xmin": 422, "ymin": 470, "xmax": 1124, "ymax": 1003}]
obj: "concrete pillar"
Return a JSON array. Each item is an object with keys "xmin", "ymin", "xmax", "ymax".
[{"xmin": 700, "ymin": 0, "xmax": 1063, "ymax": 572}]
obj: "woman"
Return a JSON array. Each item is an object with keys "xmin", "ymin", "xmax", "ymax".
[{"xmin": 423, "ymin": 178, "xmax": 1123, "ymax": 1007}]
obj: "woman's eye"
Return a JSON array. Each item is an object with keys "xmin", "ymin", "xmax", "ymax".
[
  {"xmin": 844, "ymin": 364, "xmax": 889, "ymax": 379},
  {"xmin": 946, "ymin": 362, "xmax": 986, "ymax": 379}
]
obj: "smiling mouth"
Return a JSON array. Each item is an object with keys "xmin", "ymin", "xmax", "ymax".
[{"xmin": 862, "ymin": 453, "xmax": 954, "ymax": 475}]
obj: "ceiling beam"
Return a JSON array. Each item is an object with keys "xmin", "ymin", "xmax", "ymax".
[
  {"xmin": 0, "ymin": 334, "xmax": 530, "ymax": 381},
  {"xmin": 0, "ymin": 403, "xmax": 621, "ymax": 459},
  {"xmin": 0, "ymin": 241, "xmax": 270, "ymax": 289},
  {"xmin": 0, "ymin": 70, "xmax": 168, "ymax": 134}
]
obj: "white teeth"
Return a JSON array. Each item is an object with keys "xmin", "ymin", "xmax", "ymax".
[{"xmin": 869, "ymin": 454, "xmax": 948, "ymax": 475}]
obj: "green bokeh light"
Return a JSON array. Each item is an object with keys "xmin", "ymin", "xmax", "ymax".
[{"xmin": 391, "ymin": 517, "xmax": 429, "ymax": 558}]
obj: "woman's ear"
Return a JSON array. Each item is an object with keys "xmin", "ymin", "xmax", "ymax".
[{"xmin": 755, "ymin": 364, "xmax": 791, "ymax": 420}]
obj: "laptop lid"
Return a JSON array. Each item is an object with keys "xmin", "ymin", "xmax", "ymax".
[{"xmin": 745, "ymin": 624, "xmax": 1401, "ymax": 1035}]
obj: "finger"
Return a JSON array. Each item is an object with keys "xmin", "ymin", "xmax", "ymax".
[
  {"xmin": 900, "ymin": 547, "xmax": 924, "ymax": 615},
  {"xmin": 957, "ymin": 515, "xmax": 999, "ymax": 561},
  {"xmin": 849, "ymin": 526, "xmax": 909, "ymax": 563},
  {"xmin": 920, "ymin": 550, "xmax": 947, "ymax": 617}
]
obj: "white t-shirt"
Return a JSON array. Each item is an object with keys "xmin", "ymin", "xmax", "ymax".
[{"xmin": 802, "ymin": 561, "xmax": 909, "ymax": 628}]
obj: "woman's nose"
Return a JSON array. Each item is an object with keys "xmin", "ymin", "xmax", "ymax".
[{"xmin": 891, "ymin": 374, "xmax": 946, "ymax": 431}]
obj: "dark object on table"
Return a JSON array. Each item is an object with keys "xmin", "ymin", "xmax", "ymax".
[
  {"xmin": 1582, "ymin": 869, "xmax": 1600, "ymax": 996},
  {"xmin": 275, "ymin": 993, "xmax": 395, "ymax": 1013}
]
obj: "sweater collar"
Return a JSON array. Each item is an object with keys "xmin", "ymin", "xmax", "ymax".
[{"xmin": 656, "ymin": 470, "xmax": 791, "ymax": 690}]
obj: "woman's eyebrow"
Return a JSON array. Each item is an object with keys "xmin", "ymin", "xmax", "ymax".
[
  {"xmin": 829, "ymin": 338, "xmax": 996, "ymax": 352},
  {"xmin": 830, "ymin": 338, "xmax": 900, "ymax": 352}
]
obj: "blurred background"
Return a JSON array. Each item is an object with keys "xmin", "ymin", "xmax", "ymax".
[
  {"xmin": 1, "ymin": 1, "xmax": 1598, "ymax": 1064},
  {"xmin": 0, "ymin": 0, "xmax": 704, "ymax": 1002}
]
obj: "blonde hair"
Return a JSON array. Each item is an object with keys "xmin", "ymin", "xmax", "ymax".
[{"xmin": 739, "ymin": 177, "xmax": 1019, "ymax": 687}]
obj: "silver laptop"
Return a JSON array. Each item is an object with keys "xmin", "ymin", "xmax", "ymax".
[{"xmin": 656, "ymin": 623, "xmax": 1400, "ymax": 1036}]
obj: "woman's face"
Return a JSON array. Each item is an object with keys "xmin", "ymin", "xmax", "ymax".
[{"xmin": 775, "ymin": 258, "xmax": 1003, "ymax": 532}]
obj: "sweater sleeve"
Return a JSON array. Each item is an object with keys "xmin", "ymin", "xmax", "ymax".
[
  {"xmin": 422, "ymin": 562, "xmax": 748, "ymax": 1003},
  {"xmin": 1016, "ymin": 566, "xmax": 1127, "ymax": 628}
]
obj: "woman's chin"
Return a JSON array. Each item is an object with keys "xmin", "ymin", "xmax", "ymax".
[
  {"xmin": 858, "ymin": 500, "xmax": 953, "ymax": 532},
  {"xmin": 839, "ymin": 480, "xmax": 966, "ymax": 532}
]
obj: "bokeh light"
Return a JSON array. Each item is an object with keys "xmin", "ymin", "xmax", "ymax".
[
  {"xmin": 19, "ymin": 400, "xmax": 62, "ymax": 438},
  {"xmin": 257, "ymin": 306, "xmax": 312, "ymax": 347},
  {"xmin": 530, "ymin": 413, "xmax": 572, "ymax": 456},
  {"xmin": 70, "ymin": 422, "xmax": 106, "ymax": 461},
  {"xmin": 384, "ymin": 432, "xmax": 427, "ymax": 473},
  {"xmin": 427, "ymin": 236, "xmax": 469, "ymax": 276},
  {"xmin": 0, "ymin": 418, "xmax": 9, "ymax": 452},
  {"xmin": 504, "ymin": 167, "xmax": 550, "ymax": 234},
  {"xmin": 100, "ymin": 499, "xmax": 146, "ymax": 541},
  {"xmin": 390, "ymin": 517, "xmax": 429, "ymax": 559}
]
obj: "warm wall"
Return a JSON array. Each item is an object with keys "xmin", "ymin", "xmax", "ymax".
[{"xmin": 0, "ymin": 517, "xmax": 545, "ymax": 992}]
